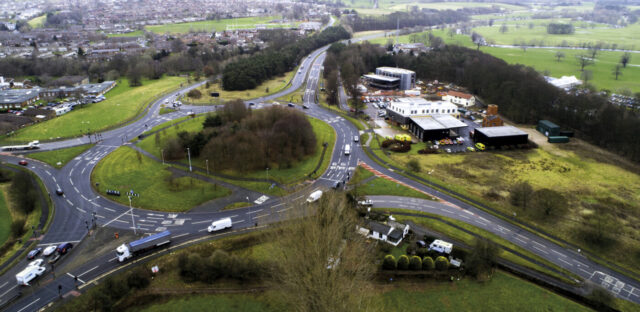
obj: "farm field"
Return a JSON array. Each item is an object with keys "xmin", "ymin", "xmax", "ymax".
[
  {"xmin": 91, "ymin": 146, "xmax": 230, "ymax": 212},
  {"xmin": 145, "ymin": 16, "xmax": 290, "ymax": 34},
  {"xmin": 3, "ymin": 76, "xmax": 186, "ymax": 143},
  {"xmin": 361, "ymin": 29, "xmax": 640, "ymax": 93}
]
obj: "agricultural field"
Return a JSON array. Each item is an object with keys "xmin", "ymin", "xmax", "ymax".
[
  {"xmin": 369, "ymin": 127, "xmax": 640, "ymax": 275},
  {"xmin": 361, "ymin": 29, "xmax": 640, "ymax": 93},
  {"xmin": 91, "ymin": 146, "xmax": 230, "ymax": 212},
  {"xmin": 351, "ymin": 0, "xmax": 525, "ymax": 15},
  {"xmin": 27, "ymin": 144, "xmax": 94, "ymax": 168},
  {"xmin": 190, "ymin": 69, "xmax": 296, "ymax": 104},
  {"xmin": 3, "ymin": 76, "xmax": 186, "ymax": 143},
  {"xmin": 27, "ymin": 14, "xmax": 46, "ymax": 28},
  {"xmin": 145, "ymin": 16, "xmax": 289, "ymax": 34}
]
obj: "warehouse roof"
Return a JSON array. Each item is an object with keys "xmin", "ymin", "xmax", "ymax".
[
  {"xmin": 377, "ymin": 67, "xmax": 415, "ymax": 75},
  {"xmin": 411, "ymin": 115, "xmax": 466, "ymax": 131},
  {"xmin": 363, "ymin": 74, "xmax": 399, "ymax": 82},
  {"xmin": 476, "ymin": 126, "xmax": 528, "ymax": 138},
  {"xmin": 0, "ymin": 88, "xmax": 40, "ymax": 104}
]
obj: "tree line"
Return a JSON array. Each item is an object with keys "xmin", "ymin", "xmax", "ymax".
[
  {"xmin": 344, "ymin": 10, "xmax": 468, "ymax": 32},
  {"xmin": 164, "ymin": 100, "xmax": 317, "ymax": 173},
  {"xmin": 221, "ymin": 26, "xmax": 351, "ymax": 90},
  {"xmin": 329, "ymin": 42, "xmax": 640, "ymax": 163},
  {"xmin": 546, "ymin": 23, "xmax": 575, "ymax": 34}
]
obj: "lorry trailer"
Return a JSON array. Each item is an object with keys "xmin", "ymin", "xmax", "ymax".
[
  {"xmin": 116, "ymin": 230, "xmax": 172, "ymax": 262},
  {"xmin": 2, "ymin": 140, "xmax": 40, "ymax": 151}
]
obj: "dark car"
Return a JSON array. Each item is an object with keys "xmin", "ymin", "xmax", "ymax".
[
  {"xmin": 18, "ymin": 160, "xmax": 28, "ymax": 166},
  {"xmin": 332, "ymin": 181, "xmax": 341, "ymax": 190},
  {"xmin": 302, "ymin": 105, "xmax": 310, "ymax": 109},
  {"xmin": 48, "ymin": 252, "xmax": 61, "ymax": 264},
  {"xmin": 287, "ymin": 103, "xmax": 295, "ymax": 107},
  {"xmin": 27, "ymin": 247, "xmax": 42, "ymax": 260},
  {"xmin": 416, "ymin": 240, "xmax": 427, "ymax": 248},
  {"xmin": 57, "ymin": 242, "xmax": 73, "ymax": 254},
  {"xmin": 248, "ymin": 102, "xmax": 255, "ymax": 106},
  {"xmin": 55, "ymin": 188, "xmax": 64, "ymax": 196}
]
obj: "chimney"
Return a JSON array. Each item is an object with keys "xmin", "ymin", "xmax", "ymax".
[{"xmin": 487, "ymin": 104, "xmax": 498, "ymax": 116}]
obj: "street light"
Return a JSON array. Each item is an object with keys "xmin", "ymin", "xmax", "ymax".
[
  {"xmin": 186, "ymin": 147, "xmax": 192, "ymax": 172},
  {"xmin": 266, "ymin": 167, "xmax": 269, "ymax": 181},
  {"xmin": 128, "ymin": 195, "xmax": 137, "ymax": 235}
]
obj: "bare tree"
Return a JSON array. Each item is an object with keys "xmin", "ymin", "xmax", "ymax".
[
  {"xmin": 555, "ymin": 51, "xmax": 565, "ymax": 62},
  {"xmin": 499, "ymin": 24, "xmax": 508, "ymax": 34},
  {"xmin": 576, "ymin": 54, "xmax": 593, "ymax": 71},
  {"xmin": 613, "ymin": 64, "xmax": 623, "ymax": 80},
  {"xmin": 268, "ymin": 193, "xmax": 378, "ymax": 312},
  {"xmin": 581, "ymin": 69, "xmax": 593, "ymax": 85},
  {"xmin": 620, "ymin": 52, "xmax": 631, "ymax": 68}
]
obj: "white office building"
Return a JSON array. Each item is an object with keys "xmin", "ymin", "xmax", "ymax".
[{"xmin": 386, "ymin": 97, "xmax": 459, "ymax": 125}]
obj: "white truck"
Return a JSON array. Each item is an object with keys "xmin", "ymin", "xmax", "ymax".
[
  {"xmin": 16, "ymin": 265, "xmax": 46, "ymax": 286},
  {"xmin": 208, "ymin": 218, "xmax": 232, "ymax": 232},
  {"xmin": 307, "ymin": 190, "xmax": 323, "ymax": 203},
  {"xmin": 344, "ymin": 144, "xmax": 351, "ymax": 155},
  {"xmin": 116, "ymin": 230, "xmax": 171, "ymax": 262},
  {"xmin": 2, "ymin": 140, "xmax": 40, "ymax": 151}
]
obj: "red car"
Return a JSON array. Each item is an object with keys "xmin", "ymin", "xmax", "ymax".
[{"xmin": 18, "ymin": 160, "xmax": 28, "ymax": 166}]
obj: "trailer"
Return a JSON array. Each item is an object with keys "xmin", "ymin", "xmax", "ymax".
[
  {"xmin": 116, "ymin": 230, "xmax": 171, "ymax": 262},
  {"xmin": 16, "ymin": 265, "xmax": 46, "ymax": 286},
  {"xmin": 1, "ymin": 140, "xmax": 40, "ymax": 151}
]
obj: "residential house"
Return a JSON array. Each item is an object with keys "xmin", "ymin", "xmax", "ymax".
[
  {"xmin": 357, "ymin": 220, "xmax": 410, "ymax": 246},
  {"xmin": 444, "ymin": 90, "xmax": 475, "ymax": 107}
]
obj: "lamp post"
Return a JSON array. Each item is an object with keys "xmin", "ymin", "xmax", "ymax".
[
  {"xmin": 129, "ymin": 195, "xmax": 137, "ymax": 235},
  {"xmin": 206, "ymin": 159, "xmax": 209, "ymax": 175},
  {"xmin": 186, "ymin": 147, "xmax": 192, "ymax": 172},
  {"xmin": 266, "ymin": 167, "xmax": 269, "ymax": 181},
  {"xmin": 161, "ymin": 149, "xmax": 165, "ymax": 165}
]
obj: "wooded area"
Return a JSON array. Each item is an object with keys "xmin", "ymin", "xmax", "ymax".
[{"xmin": 344, "ymin": 11, "xmax": 468, "ymax": 32}]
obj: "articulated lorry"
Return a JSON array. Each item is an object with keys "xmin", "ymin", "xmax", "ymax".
[
  {"xmin": 2, "ymin": 140, "xmax": 40, "ymax": 151},
  {"xmin": 116, "ymin": 230, "xmax": 171, "ymax": 262}
]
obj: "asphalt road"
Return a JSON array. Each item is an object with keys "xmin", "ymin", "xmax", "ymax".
[{"xmin": 0, "ymin": 28, "xmax": 639, "ymax": 311}]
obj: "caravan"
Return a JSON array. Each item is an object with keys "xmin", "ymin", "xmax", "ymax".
[{"xmin": 16, "ymin": 265, "xmax": 46, "ymax": 286}]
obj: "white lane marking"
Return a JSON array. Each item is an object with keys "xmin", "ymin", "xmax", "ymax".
[
  {"xmin": 191, "ymin": 220, "xmax": 212, "ymax": 225},
  {"xmin": 0, "ymin": 281, "xmax": 7, "ymax": 289},
  {"xmin": 103, "ymin": 207, "xmax": 115, "ymax": 212},
  {"xmin": 532, "ymin": 245, "xmax": 549, "ymax": 254},
  {"xmin": 551, "ymin": 250, "xmax": 566, "ymax": 257},
  {"xmin": 574, "ymin": 260, "xmax": 589, "ymax": 268},
  {"xmin": 108, "ymin": 257, "xmax": 117, "ymax": 262},
  {"xmin": 146, "ymin": 216, "xmax": 164, "ymax": 220},
  {"xmin": 78, "ymin": 265, "xmax": 99, "ymax": 278},
  {"xmin": 229, "ymin": 214, "xmax": 239, "ymax": 218},
  {"xmin": 66, "ymin": 199, "xmax": 74, "ymax": 206},
  {"xmin": 16, "ymin": 297, "xmax": 40, "ymax": 312},
  {"xmin": 247, "ymin": 209, "xmax": 263, "ymax": 215},
  {"xmin": 81, "ymin": 195, "xmax": 88, "ymax": 201},
  {"xmin": 66, "ymin": 272, "xmax": 86, "ymax": 283},
  {"xmin": 74, "ymin": 186, "xmax": 80, "ymax": 193},
  {"xmin": 277, "ymin": 207, "xmax": 293, "ymax": 213},
  {"xmin": 514, "ymin": 236, "xmax": 528, "ymax": 244},
  {"xmin": 255, "ymin": 213, "xmax": 270, "ymax": 219},
  {"xmin": 52, "ymin": 177, "xmax": 56, "ymax": 183},
  {"xmin": 103, "ymin": 208, "xmax": 134, "ymax": 227},
  {"xmin": 272, "ymin": 203, "xmax": 285, "ymax": 208},
  {"xmin": 198, "ymin": 228, "xmax": 208, "ymax": 232},
  {"xmin": 76, "ymin": 207, "xmax": 86, "ymax": 213},
  {"xmin": 37, "ymin": 240, "xmax": 81, "ymax": 247},
  {"xmin": 558, "ymin": 258, "xmax": 573, "ymax": 266},
  {"xmin": 69, "ymin": 178, "xmax": 74, "ymax": 186},
  {"xmin": 579, "ymin": 268, "xmax": 591, "ymax": 275},
  {"xmin": 45, "ymin": 170, "xmax": 51, "ymax": 176},
  {"xmin": 173, "ymin": 233, "xmax": 189, "ymax": 239},
  {"xmin": 0, "ymin": 285, "xmax": 17, "ymax": 297}
]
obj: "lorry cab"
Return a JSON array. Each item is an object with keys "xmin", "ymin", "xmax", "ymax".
[
  {"xmin": 208, "ymin": 217, "xmax": 233, "ymax": 233},
  {"xmin": 344, "ymin": 144, "xmax": 351, "ymax": 155},
  {"xmin": 116, "ymin": 244, "xmax": 131, "ymax": 262}
]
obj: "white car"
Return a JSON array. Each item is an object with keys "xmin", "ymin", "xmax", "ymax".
[
  {"xmin": 28, "ymin": 259, "xmax": 44, "ymax": 267},
  {"xmin": 43, "ymin": 246, "xmax": 57, "ymax": 256}
]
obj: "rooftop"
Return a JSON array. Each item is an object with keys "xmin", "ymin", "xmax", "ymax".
[
  {"xmin": 476, "ymin": 126, "xmax": 528, "ymax": 138},
  {"xmin": 411, "ymin": 115, "xmax": 466, "ymax": 131},
  {"xmin": 0, "ymin": 88, "xmax": 41, "ymax": 104},
  {"xmin": 376, "ymin": 67, "xmax": 415, "ymax": 75},
  {"xmin": 363, "ymin": 74, "xmax": 400, "ymax": 83}
]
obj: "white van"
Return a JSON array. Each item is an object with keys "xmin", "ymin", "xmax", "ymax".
[
  {"xmin": 16, "ymin": 265, "xmax": 46, "ymax": 286},
  {"xmin": 307, "ymin": 190, "xmax": 323, "ymax": 203},
  {"xmin": 344, "ymin": 144, "xmax": 351, "ymax": 155},
  {"xmin": 207, "ymin": 217, "xmax": 232, "ymax": 233},
  {"xmin": 429, "ymin": 239, "xmax": 453, "ymax": 254}
]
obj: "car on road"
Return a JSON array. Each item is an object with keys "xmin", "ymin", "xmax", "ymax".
[
  {"xmin": 302, "ymin": 104, "xmax": 309, "ymax": 109},
  {"xmin": 287, "ymin": 103, "xmax": 295, "ymax": 107},
  {"xmin": 18, "ymin": 160, "xmax": 28, "ymax": 166},
  {"xmin": 43, "ymin": 246, "xmax": 57, "ymax": 256},
  {"xmin": 57, "ymin": 242, "xmax": 73, "ymax": 254},
  {"xmin": 48, "ymin": 253, "xmax": 61, "ymax": 264},
  {"xmin": 27, "ymin": 248, "xmax": 42, "ymax": 260},
  {"xmin": 354, "ymin": 135, "xmax": 359, "ymax": 142},
  {"xmin": 445, "ymin": 148, "xmax": 452, "ymax": 153},
  {"xmin": 28, "ymin": 259, "xmax": 44, "ymax": 267},
  {"xmin": 55, "ymin": 188, "xmax": 64, "ymax": 196},
  {"xmin": 248, "ymin": 102, "xmax": 255, "ymax": 106}
]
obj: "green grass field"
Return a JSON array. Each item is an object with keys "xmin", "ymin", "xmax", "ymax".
[
  {"xmin": 0, "ymin": 185, "xmax": 11, "ymax": 252},
  {"xmin": 352, "ymin": 0, "xmax": 525, "ymax": 15},
  {"xmin": 139, "ymin": 294, "xmax": 280, "ymax": 312},
  {"xmin": 0, "ymin": 182, "xmax": 42, "ymax": 266},
  {"xmin": 27, "ymin": 144, "xmax": 94, "ymax": 168},
  {"xmin": 4, "ymin": 76, "xmax": 186, "ymax": 143},
  {"xmin": 192, "ymin": 69, "xmax": 296, "ymax": 103},
  {"xmin": 362, "ymin": 28, "xmax": 640, "ymax": 93},
  {"xmin": 145, "ymin": 16, "xmax": 285, "ymax": 34},
  {"xmin": 91, "ymin": 146, "xmax": 230, "ymax": 212},
  {"xmin": 107, "ymin": 30, "xmax": 144, "ymax": 38},
  {"xmin": 350, "ymin": 166, "xmax": 434, "ymax": 200},
  {"xmin": 27, "ymin": 14, "xmax": 46, "ymax": 28}
]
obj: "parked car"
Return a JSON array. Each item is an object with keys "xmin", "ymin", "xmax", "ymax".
[
  {"xmin": 416, "ymin": 240, "xmax": 427, "ymax": 248},
  {"xmin": 43, "ymin": 246, "xmax": 57, "ymax": 256},
  {"xmin": 302, "ymin": 104, "xmax": 309, "ymax": 109},
  {"xmin": 48, "ymin": 253, "xmax": 61, "ymax": 264},
  {"xmin": 28, "ymin": 259, "xmax": 44, "ymax": 267},
  {"xmin": 57, "ymin": 242, "xmax": 73, "ymax": 254},
  {"xmin": 27, "ymin": 248, "xmax": 42, "ymax": 260},
  {"xmin": 18, "ymin": 160, "xmax": 28, "ymax": 166},
  {"xmin": 475, "ymin": 142, "xmax": 486, "ymax": 151},
  {"xmin": 287, "ymin": 103, "xmax": 295, "ymax": 107}
]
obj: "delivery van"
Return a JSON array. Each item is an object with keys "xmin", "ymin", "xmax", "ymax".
[{"xmin": 208, "ymin": 218, "xmax": 233, "ymax": 233}]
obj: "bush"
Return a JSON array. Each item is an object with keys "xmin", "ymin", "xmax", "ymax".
[
  {"xmin": 409, "ymin": 255, "xmax": 422, "ymax": 270},
  {"xmin": 435, "ymin": 256, "xmax": 449, "ymax": 271},
  {"xmin": 397, "ymin": 255, "xmax": 410, "ymax": 270},
  {"xmin": 416, "ymin": 247, "xmax": 428, "ymax": 258},
  {"xmin": 103, "ymin": 276, "xmax": 130, "ymax": 300},
  {"xmin": 381, "ymin": 139, "xmax": 394, "ymax": 148},
  {"xmin": 422, "ymin": 256, "xmax": 435, "ymax": 270},
  {"xmin": 127, "ymin": 266, "xmax": 151, "ymax": 289},
  {"xmin": 382, "ymin": 254, "xmax": 397, "ymax": 270},
  {"xmin": 388, "ymin": 141, "xmax": 411, "ymax": 153},
  {"xmin": 0, "ymin": 169, "xmax": 11, "ymax": 182},
  {"xmin": 187, "ymin": 89, "xmax": 202, "ymax": 99},
  {"xmin": 407, "ymin": 159, "xmax": 421, "ymax": 172},
  {"xmin": 10, "ymin": 218, "xmax": 25, "ymax": 238}
]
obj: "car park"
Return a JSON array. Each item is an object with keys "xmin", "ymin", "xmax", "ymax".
[
  {"xmin": 43, "ymin": 246, "xmax": 57, "ymax": 256},
  {"xmin": 18, "ymin": 160, "xmax": 28, "ymax": 166},
  {"xmin": 27, "ymin": 248, "xmax": 42, "ymax": 260}
]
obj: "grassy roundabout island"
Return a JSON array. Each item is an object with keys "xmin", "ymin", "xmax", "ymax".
[{"xmin": 91, "ymin": 146, "xmax": 230, "ymax": 212}]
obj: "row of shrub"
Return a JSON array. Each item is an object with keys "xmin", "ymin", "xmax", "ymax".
[
  {"xmin": 177, "ymin": 249, "xmax": 264, "ymax": 283},
  {"xmin": 381, "ymin": 139, "xmax": 411, "ymax": 153},
  {"xmin": 383, "ymin": 254, "xmax": 449, "ymax": 271}
]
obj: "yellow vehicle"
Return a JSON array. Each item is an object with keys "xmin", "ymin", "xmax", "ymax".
[
  {"xmin": 475, "ymin": 142, "xmax": 486, "ymax": 151},
  {"xmin": 395, "ymin": 134, "xmax": 411, "ymax": 142}
]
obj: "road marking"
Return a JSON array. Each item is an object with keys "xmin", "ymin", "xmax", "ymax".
[
  {"xmin": 108, "ymin": 256, "xmax": 117, "ymax": 262},
  {"xmin": 198, "ymin": 228, "xmax": 208, "ymax": 232},
  {"xmin": 255, "ymin": 213, "xmax": 270, "ymax": 219},
  {"xmin": 0, "ymin": 285, "xmax": 16, "ymax": 297},
  {"xmin": 272, "ymin": 203, "xmax": 285, "ymax": 208},
  {"xmin": 532, "ymin": 245, "xmax": 548, "ymax": 254},
  {"xmin": 67, "ymin": 272, "xmax": 86, "ymax": 283},
  {"xmin": 514, "ymin": 236, "xmax": 528, "ymax": 244},
  {"xmin": 551, "ymin": 249, "xmax": 566, "ymax": 257},
  {"xmin": 74, "ymin": 186, "xmax": 80, "ymax": 193},
  {"xmin": 69, "ymin": 178, "xmax": 74, "ymax": 186},
  {"xmin": 173, "ymin": 233, "xmax": 189, "ymax": 239},
  {"xmin": 52, "ymin": 177, "xmax": 56, "ymax": 183},
  {"xmin": 103, "ymin": 207, "xmax": 115, "ymax": 212},
  {"xmin": 191, "ymin": 220, "xmax": 212, "ymax": 225},
  {"xmin": 0, "ymin": 281, "xmax": 7, "ymax": 290},
  {"xmin": 574, "ymin": 260, "xmax": 589, "ymax": 268},
  {"xmin": 579, "ymin": 268, "xmax": 591, "ymax": 275},
  {"xmin": 76, "ymin": 207, "xmax": 86, "ymax": 213},
  {"xmin": 247, "ymin": 209, "xmax": 263, "ymax": 215},
  {"xmin": 146, "ymin": 216, "xmax": 164, "ymax": 220},
  {"xmin": 102, "ymin": 208, "xmax": 134, "ymax": 227},
  {"xmin": 558, "ymin": 258, "xmax": 573, "ymax": 267},
  {"xmin": 277, "ymin": 207, "xmax": 293, "ymax": 213},
  {"xmin": 16, "ymin": 297, "xmax": 39, "ymax": 312},
  {"xmin": 233, "ymin": 219, "xmax": 245, "ymax": 224},
  {"xmin": 78, "ymin": 265, "xmax": 99, "ymax": 278}
]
